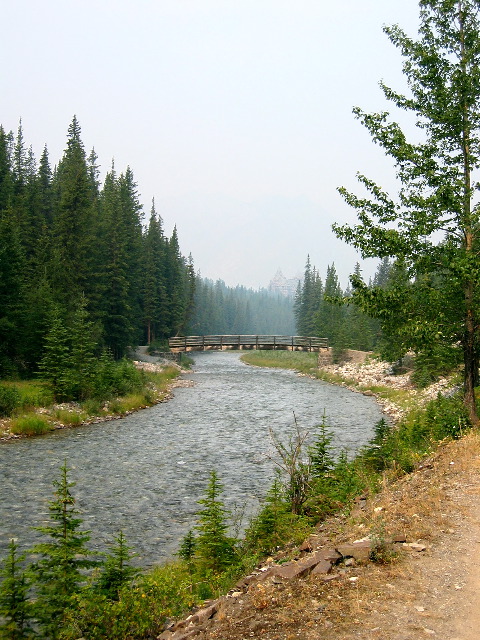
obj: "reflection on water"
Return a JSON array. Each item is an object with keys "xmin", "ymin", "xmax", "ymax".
[{"xmin": 0, "ymin": 352, "xmax": 383, "ymax": 566}]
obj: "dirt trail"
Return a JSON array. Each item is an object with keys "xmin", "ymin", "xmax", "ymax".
[{"xmin": 183, "ymin": 431, "xmax": 480, "ymax": 640}]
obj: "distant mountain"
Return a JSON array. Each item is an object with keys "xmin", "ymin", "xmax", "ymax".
[{"xmin": 268, "ymin": 270, "xmax": 301, "ymax": 298}]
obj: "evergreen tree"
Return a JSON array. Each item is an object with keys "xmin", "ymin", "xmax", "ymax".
[
  {"xmin": 0, "ymin": 540, "xmax": 33, "ymax": 640},
  {"xmin": 165, "ymin": 226, "xmax": 187, "ymax": 336},
  {"xmin": 0, "ymin": 127, "xmax": 13, "ymax": 212},
  {"xmin": 334, "ymin": 0, "xmax": 480, "ymax": 423},
  {"xmin": 309, "ymin": 413, "xmax": 335, "ymax": 479},
  {"xmin": 94, "ymin": 531, "xmax": 138, "ymax": 601},
  {"xmin": 51, "ymin": 116, "xmax": 97, "ymax": 304},
  {"xmin": 38, "ymin": 306, "xmax": 70, "ymax": 401},
  {"xmin": 30, "ymin": 461, "xmax": 96, "ymax": 639},
  {"xmin": 195, "ymin": 471, "xmax": 236, "ymax": 573},
  {"xmin": 0, "ymin": 208, "xmax": 25, "ymax": 377},
  {"xmin": 66, "ymin": 295, "xmax": 98, "ymax": 399},
  {"xmin": 98, "ymin": 167, "xmax": 133, "ymax": 358},
  {"xmin": 141, "ymin": 202, "xmax": 168, "ymax": 343}
]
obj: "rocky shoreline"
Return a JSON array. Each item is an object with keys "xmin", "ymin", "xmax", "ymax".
[{"xmin": 318, "ymin": 353, "xmax": 457, "ymax": 423}]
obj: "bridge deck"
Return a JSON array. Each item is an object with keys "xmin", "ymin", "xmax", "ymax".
[{"xmin": 169, "ymin": 335, "xmax": 328, "ymax": 352}]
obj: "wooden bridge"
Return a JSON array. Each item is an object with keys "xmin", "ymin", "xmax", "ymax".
[{"xmin": 168, "ymin": 335, "xmax": 329, "ymax": 352}]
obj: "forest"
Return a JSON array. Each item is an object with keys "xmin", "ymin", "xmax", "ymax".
[{"xmin": 0, "ymin": 117, "xmax": 196, "ymax": 380}]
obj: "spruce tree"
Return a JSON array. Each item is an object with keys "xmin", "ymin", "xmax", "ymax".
[
  {"xmin": 94, "ymin": 531, "xmax": 138, "ymax": 601},
  {"xmin": 195, "ymin": 471, "xmax": 237, "ymax": 573},
  {"xmin": 0, "ymin": 540, "xmax": 33, "ymax": 640},
  {"xmin": 30, "ymin": 461, "xmax": 96, "ymax": 639},
  {"xmin": 38, "ymin": 305, "xmax": 70, "ymax": 401},
  {"xmin": 51, "ymin": 116, "xmax": 97, "ymax": 304}
]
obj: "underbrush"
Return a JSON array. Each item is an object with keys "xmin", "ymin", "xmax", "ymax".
[{"xmin": 0, "ymin": 381, "xmax": 54, "ymax": 417}]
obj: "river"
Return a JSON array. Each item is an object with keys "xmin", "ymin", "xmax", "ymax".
[{"xmin": 0, "ymin": 352, "xmax": 384, "ymax": 566}]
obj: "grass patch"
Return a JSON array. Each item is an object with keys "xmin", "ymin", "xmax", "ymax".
[
  {"xmin": 0, "ymin": 380, "xmax": 54, "ymax": 415},
  {"xmin": 106, "ymin": 393, "xmax": 151, "ymax": 415},
  {"xmin": 52, "ymin": 409, "xmax": 90, "ymax": 426},
  {"xmin": 241, "ymin": 350, "xmax": 318, "ymax": 374},
  {"xmin": 10, "ymin": 414, "xmax": 52, "ymax": 436}
]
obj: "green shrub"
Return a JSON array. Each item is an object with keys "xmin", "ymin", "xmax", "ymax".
[
  {"xmin": 0, "ymin": 384, "xmax": 20, "ymax": 417},
  {"xmin": 10, "ymin": 415, "xmax": 52, "ymax": 436}
]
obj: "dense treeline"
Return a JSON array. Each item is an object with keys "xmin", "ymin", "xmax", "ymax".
[
  {"xmin": 191, "ymin": 278, "xmax": 296, "ymax": 335},
  {"xmin": 0, "ymin": 118, "xmax": 195, "ymax": 380},
  {"xmin": 294, "ymin": 257, "xmax": 398, "ymax": 354}
]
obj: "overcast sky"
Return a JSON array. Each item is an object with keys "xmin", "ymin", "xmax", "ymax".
[{"xmin": 3, "ymin": 0, "xmax": 420, "ymax": 290}]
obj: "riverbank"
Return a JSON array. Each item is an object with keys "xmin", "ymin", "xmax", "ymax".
[
  {"xmin": 0, "ymin": 361, "xmax": 191, "ymax": 441},
  {"xmin": 168, "ymin": 428, "xmax": 480, "ymax": 640},
  {"xmin": 159, "ymin": 352, "xmax": 480, "ymax": 640},
  {"xmin": 241, "ymin": 349, "xmax": 459, "ymax": 423}
]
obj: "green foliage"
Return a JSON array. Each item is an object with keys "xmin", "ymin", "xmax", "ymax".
[
  {"xmin": 37, "ymin": 306, "xmax": 70, "ymax": 401},
  {"xmin": 0, "ymin": 385, "xmax": 20, "ymax": 417},
  {"xmin": 309, "ymin": 413, "xmax": 335, "ymax": 479},
  {"xmin": 332, "ymin": 1, "xmax": 480, "ymax": 422},
  {"xmin": 194, "ymin": 471, "xmax": 237, "ymax": 573},
  {"xmin": 29, "ymin": 461, "xmax": 97, "ymax": 639},
  {"xmin": 9, "ymin": 415, "xmax": 51, "ymax": 436},
  {"xmin": 294, "ymin": 258, "xmax": 380, "ymax": 351},
  {"xmin": 191, "ymin": 277, "xmax": 296, "ymax": 335},
  {"xmin": 0, "ymin": 117, "xmax": 195, "ymax": 379},
  {"xmin": 269, "ymin": 419, "xmax": 311, "ymax": 515},
  {"xmin": 410, "ymin": 346, "xmax": 460, "ymax": 389},
  {"xmin": 369, "ymin": 519, "xmax": 397, "ymax": 565},
  {"xmin": 243, "ymin": 475, "xmax": 311, "ymax": 554},
  {"xmin": 0, "ymin": 540, "xmax": 33, "ymax": 640},
  {"xmin": 177, "ymin": 529, "xmax": 196, "ymax": 568},
  {"xmin": 94, "ymin": 531, "xmax": 138, "ymax": 601}
]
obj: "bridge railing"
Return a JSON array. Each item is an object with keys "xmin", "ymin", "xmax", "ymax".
[{"xmin": 168, "ymin": 335, "xmax": 329, "ymax": 351}]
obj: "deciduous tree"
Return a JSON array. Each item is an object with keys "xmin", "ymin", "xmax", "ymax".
[{"xmin": 333, "ymin": 0, "xmax": 480, "ymax": 423}]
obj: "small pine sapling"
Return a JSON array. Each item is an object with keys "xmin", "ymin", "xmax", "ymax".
[
  {"xmin": 195, "ymin": 471, "xmax": 237, "ymax": 574},
  {"xmin": 308, "ymin": 412, "xmax": 335, "ymax": 480},
  {"xmin": 95, "ymin": 530, "xmax": 138, "ymax": 600},
  {"xmin": 0, "ymin": 539, "xmax": 33, "ymax": 640}
]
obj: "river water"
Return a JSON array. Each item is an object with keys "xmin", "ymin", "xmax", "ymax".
[{"xmin": 0, "ymin": 352, "xmax": 383, "ymax": 566}]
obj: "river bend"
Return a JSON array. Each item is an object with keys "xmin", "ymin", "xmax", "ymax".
[{"xmin": 0, "ymin": 352, "xmax": 383, "ymax": 566}]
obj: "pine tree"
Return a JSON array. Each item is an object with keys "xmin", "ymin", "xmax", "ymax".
[
  {"xmin": 66, "ymin": 295, "xmax": 98, "ymax": 399},
  {"xmin": 94, "ymin": 531, "xmax": 138, "ymax": 601},
  {"xmin": 195, "ymin": 471, "xmax": 236, "ymax": 573},
  {"xmin": 309, "ymin": 412, "xmax": 335, "ymax": 479},
  {"xmin": 0, "ymin": 540, "xmax": 33, "ymax": 640},
  {"xmin": 141, "ymin": 202, "xmax": 168, "ymax": 343},
  {"xmin": 30, "ymin": 461, "xmax": 96, "ymax": 639},
  {"xmin": 98, "ymin": 166, "xmax": 133, "ymax": 359},
  {"xmin": 38, "ymin": 305, "xmax": 70, "ymax": 401},
  {"xmin": 0, "ymin": 207, "xmax": 25, "ymax": 377},
  {"xmin": 51, "ymin": 116, "xmax": 97, "ymax": 303}
]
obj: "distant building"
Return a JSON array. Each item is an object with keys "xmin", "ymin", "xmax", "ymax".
[{"xmin": 268, "ymin": 269, "xmax": 301, "ymax": 298}]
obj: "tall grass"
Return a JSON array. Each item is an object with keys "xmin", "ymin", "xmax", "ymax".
[{"xmin": 10, "ymin": 414, "xmax": 52, "ymax": 436}]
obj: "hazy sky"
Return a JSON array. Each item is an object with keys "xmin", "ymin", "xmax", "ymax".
[{"xmin": 3, "ymin": 0, "xmax": 420, "ymax": 290}]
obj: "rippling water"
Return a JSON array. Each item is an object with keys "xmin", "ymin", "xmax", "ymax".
[{"xmin": 0, "ymin": 352, "xmax": 383, "ymax": 566}]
